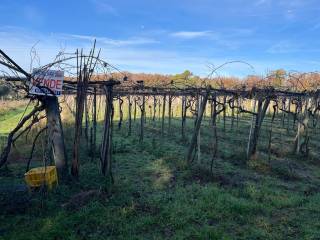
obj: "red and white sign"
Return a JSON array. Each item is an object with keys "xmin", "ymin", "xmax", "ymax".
[{"xmin": 29, "ymin": 69, "xmax": 64, "ymax": 96}]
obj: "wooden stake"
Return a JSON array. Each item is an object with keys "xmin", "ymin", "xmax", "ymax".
[
  {"xmin": 186, "ymin": 90, "xmax": 209, "ymax": 164},
  {"xmin": 161, "ymin": 94, "xmax": 166, "ymax": 137}
]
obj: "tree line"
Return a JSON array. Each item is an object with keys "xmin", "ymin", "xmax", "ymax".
[{"xmin": 102, "ymin": 69, "xmax": 320, "ymax": 91}]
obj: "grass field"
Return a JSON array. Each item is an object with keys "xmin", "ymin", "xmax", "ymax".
[
  {"xmin": 0, "ymin": 100, "xmax": 320, "ymax": 240},
  {"xmin": 0, "ymin": 100, "xmax": 30, "ymax": 134}
]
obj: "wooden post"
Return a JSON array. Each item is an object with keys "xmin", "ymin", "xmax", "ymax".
[
  {"xmin": 153, "ymin": 96, "xmax": 157, "ymax": 123},
  {"xmin": 84, "ymin": 96, "xmax": 89, "ymax": 149},
  {"xmin": 44, "ymin": 96, "xmax": 68, "ymax": 181},
  {"xmin": 210, "ymin": 99, "xmax": 213, "ymax": 126},
  {"xmin": 158, "ymin": 98, "xmax": 161, "ymax": 121},
  {"xmin": 134, "ymin": 97, "xmax": 137, "ymax": 122},
  {"xmin": 210, "ymin": 95, "xmax": 218, "ymax": 172},
  {"xmin": 100, "ymin": 85, "xmax": 113, "ymax": 178},
  {"xmin": 139, "ymin": 96, "xmax": 145, "ymax": 143},
  {"xmin": 144, "ymin": 99, "xmax": 147, "ymax": 124},
  {"xmin": 71, "ymin": 64, "xmax": 89, "ymax": 178},
  {"xmin": 168, "ymin": 95, "xmax": 172, "ymax": 132},
  {"xmin": 149, "ymin": 104, "xmax": 152, "ymax": 124},
  {"xmin": 91, "ymin": 87, "xmax": 97, "ymax": 161},
  {"xmin": 293, "ymin": 103, "xmax": 298, "ymax": 130},
  {"xmin": 223, "ymin": 96, "xmax": 226, "ymax": 131},
  {"xmin": 294, "ymin": 98, "xmax": 310, "ymax": 154},
  {"xmin": 197, "ymin": 95, "xmax": 201, "ymax": 164},
  {"xmin": 128, "ymin": 96, "xmax": 132, "ymax": 136},
  {"xmin": 268, "ymin": 104, "xmax": 276, "ymax": 165},
  {"xmin": 181, "ymin": 95, "xmax": 187, "ymax": 140},
  {"xmin": 287, "ymin": 97, "xmax": 291, "ymax": 133},
  {"xmin": 281, "ymin": 98, "xmax": 286, "ymax": 128},
  {"xmin": 236, "ymin": 98, "xmax": 240, "ymax": 128},
  {"xmin": 161, "ymin": 94, "xmax": 166, "ymax": 137},
  {"xmin": 118, "ymin": 97, "xmax": 123, "ymax": 130},
  {"xmin": 186, "ymin": 91, "xmax": 209, "ymax": 164},
  {"xmin": 247, "ymin": 96, "xmax": 271, "ymax": 160},
  {"xmin": 247, "ymin": 99, "xmax": 256, "ymax": 158},
  {"xmin": 231, "ymin": 100, "xmax": 235, "ymax": 129},
  {"xmin": 195, "ymin": 94, "xmax": 199, "ymax": 126}
]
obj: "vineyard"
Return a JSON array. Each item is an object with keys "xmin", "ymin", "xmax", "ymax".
[{"xmin": 0, "ymin": 46, "xmax": 320, "ymax": 239}]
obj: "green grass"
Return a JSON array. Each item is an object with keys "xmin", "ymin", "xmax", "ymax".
[
  {"xmin": 0, "ymin": 105, "xmax": 33, "ymax": 135},
  {"xmin": 0, "ymin": 101, "xmax": 320, "ymax": 239}
]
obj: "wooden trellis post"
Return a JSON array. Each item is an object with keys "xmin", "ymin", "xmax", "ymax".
[
  {"xmin": 44, "ymin": 96, "xmax": 68, "ymax": 181},
  {"xmin": 210, "ymin": 95, "xmax": 218, "ymax": 171},
  {"xmin": 148, "ymin": 103, "xmax": 152, "ymax": 124},
  {"xmin": 223, "ymin": 95, "xmax": 227, "ymax": 131},
  {"xmin": 134, "ymin": 97, "xmax": 137, "ymax": 122},
  {"xmin": 161, "ymin": 94, "xmax": 166, "ymax": 137},
  {"xmin": 168, "ymin": 95, "xmax": 172, "ymax": 132},
  {"xmin": 100, "ymin": 85, "xmax": 114, "ymax": 178},
  {"xmin": 84, "ymin": 96, "xmax": 89, "ymax": 149},
  {"xmin": 210, "ymin": 94, "xmax": 226, "ymax": 172},
  {"xmin": 197, "ymin": 94, "xmax": 201, "ymax": 164},
  {"xmin": 118, "ymin": 96, "xmax": 124, "ymax": 130},
  {"xmin": 236, "ymin": 98, "xmax": 240, "ymax": 129},
  {"xmin": 127, "ymin": 96, "xmax": 132, "ymax": 136},
  {"xmin": 186, "ymin": 90, "xmax": 209, "ymax": 164},
  {"xmin": 286, "ymin": 97, "xmax": 290, "ymax": 132},
  {"xmin": 72, "ymin": 64, "xmax": 89, "ymax": 178},
  {"xmin": 294, "ymin": 97, "xmax": 310, "ymax": 155},
  {"xmin": 153, "ymin": 96, "xmax": 157, "ymax": 123},
  {"xmin": 91, "ymin": 87, "xmax": 97, "ymax": 162},
  {"xmin": 158, "ymin": 97, "xmax": 162, "ymax": 121},
  {"xmin": 231, "ymin": 100, "xmax": 235, "ymax": 129},
  {"xmin": 268, "ymin": 102, "xmax": 276, "ymax": 164},
  {"xmin": 281, "ymin": 98, "xmax": 286, "ymax": 128},
  {"xmin": 247, "ymin": 95, "xmax": 271, "ymax": 160},
  {"xmin": 181, "ymin": 95, "xmax": 187, "ymax": 140},
  {"xmin": 139, "ymin": 96, "xmax": 145, "ymax": 143}
]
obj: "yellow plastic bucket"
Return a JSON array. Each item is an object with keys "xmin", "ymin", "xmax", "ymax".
[{"xmin": 24, "ymin": 166, "xmax": 58, "ymax": 189}]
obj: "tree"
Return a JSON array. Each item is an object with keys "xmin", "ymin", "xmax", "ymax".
[
  {"xmin": 0, "ymin": 84, "xmax": 11, "ymax": 99},
  {"xmin": 270, "ymin": 69, "xmax": 286, "ymax": 88},
  {"xmin": 171, "ymin": 70, "xmax": 194, "ymax": 87}
]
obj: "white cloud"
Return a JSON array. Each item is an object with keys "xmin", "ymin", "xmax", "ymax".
[
  {"xmin": 170, "ymin": 31, "xmax": 214, "ymax": 39},
  {"xmin": 0, "ymin": 28, "xmax": 190, "ymax": 75},
  {"xmin": 0, "ymin": 27, "xmax": 250, "ymax": 77},
  {"xmin": 62, "ymin": 34, "xmax": 159, "ymax": 47},
  {"xmin": 169, "ymin": 28, "xmax": 255, "ymax": 50}
]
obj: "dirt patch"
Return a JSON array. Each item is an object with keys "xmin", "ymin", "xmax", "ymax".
[
  {"xmin": 61, "ymin": 189, "xmax": 106, "ymax": 211},
  {"xmin": 184, "ymin": 166, "xmax": 251, "ymax": 188},
  {"xmin": 271, "ymin": 160, "xmax": 311, "ymax": 181}
]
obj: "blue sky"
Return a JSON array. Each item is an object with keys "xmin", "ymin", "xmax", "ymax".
[{"xmin": 0, "ymin": 0, "xmax": 320, "ymax": 77}]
